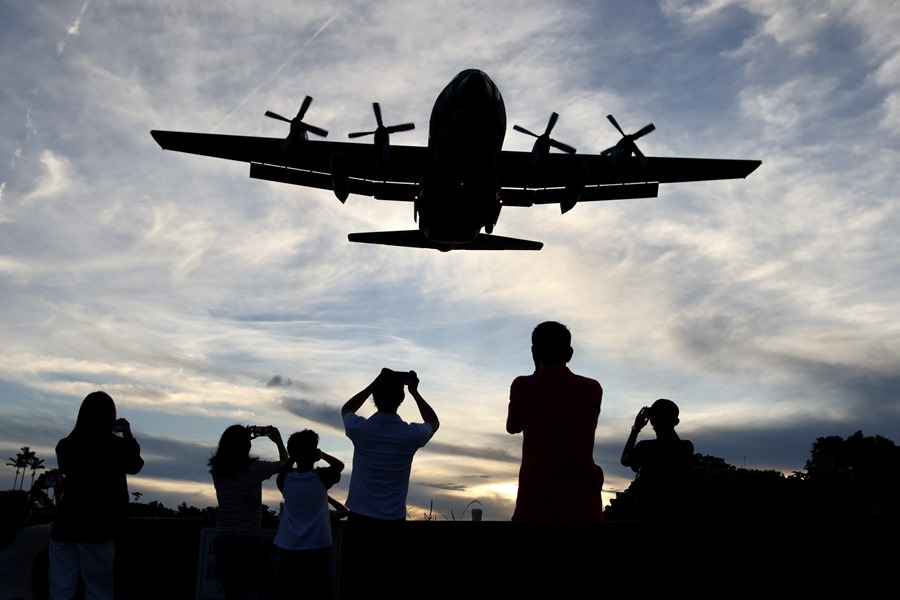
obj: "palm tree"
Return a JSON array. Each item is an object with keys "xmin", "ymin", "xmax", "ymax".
[
  {"xmin": 7, "ymin": 447, "xmax": 33, "ymax": 490},
  {"xmin": 27, "ymin": 454, "xmax": 46, "ymax": 489},
  {"xmin": 18, "ymin": 447, "xmax": 36, "ymax": 491},
  {"xmin": 6, "ymin": 456, "xmax": 22, "ymax": 490}
]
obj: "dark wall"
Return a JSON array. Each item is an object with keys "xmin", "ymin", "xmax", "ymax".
[{"xmin": 112, "ymin": 518, "xmax": 898, "ymax": 599}]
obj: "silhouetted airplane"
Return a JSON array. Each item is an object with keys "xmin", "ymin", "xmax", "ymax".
[{"xmin": 151, "ymin": 69, "xmax": 760, "ymax": 251}]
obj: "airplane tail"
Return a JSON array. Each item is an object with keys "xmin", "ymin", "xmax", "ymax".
[{"xmin": 348, "ymin": 230, "xmax": 543, "ymax": 251}]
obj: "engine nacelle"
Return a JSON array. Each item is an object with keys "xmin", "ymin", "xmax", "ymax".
[
  {"xmin": 561, "ymin": 161, "xmax": 590, "ymax": 214},
  {"xmin": 529, "ymin": 137, "xmax": 550, "ymax": 168},
  {"xmin": 330, "ymin": 150, "xmax": 349, "ymax": 203}
]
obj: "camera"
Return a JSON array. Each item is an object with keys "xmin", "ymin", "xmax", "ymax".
[
  {"xmin": 381, "ymin": 369, "xmax": 415, "ymax": 386},
  {"xmin": 248, "ymin": 425, "xmax": 270, "ymax": 438}
]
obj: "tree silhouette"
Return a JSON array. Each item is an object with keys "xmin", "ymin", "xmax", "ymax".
[
  {"xmin": 802, "ymin": 430, "xmax": 900, "ymax": 520},
  {"xmin": 26, "ymin": 453, "xmax": 45, "ymax": 489},
  {"xmin": 6, "ymin": 447, "xmax": 35, "ymax": 491},
  {"xmin": 5, "ymin": 456, "xmax": 22, "ymax": 490}
]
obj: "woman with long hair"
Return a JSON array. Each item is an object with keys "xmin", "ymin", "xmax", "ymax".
[
  {"xmin": 209, "ymin": 424, "xmax": 287, "ymax": 599},
  {"xmin": 273, "ymin": 430, "xmax": 344, "ymax": 599},
  {"xmin": 49, "ymin": 391, "xmax": 144, "ymax": 599}
]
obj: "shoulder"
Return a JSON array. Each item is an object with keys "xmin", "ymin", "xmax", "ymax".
[
  {"xmin": 567, "ymin": 370, "xmax": 602, "ymax": 390},
  {"xmin": 631, "ymin": 439, "xmax": 654, "ymax": 458},
  {"xmin": 343, "ymin": 412, "xmax": 366, "ymax": 429},
  {"xmin": 509, "ymin": 374, "xmax": 536, "ymax": 401},
  {"xmin": 256, "ymin": 460, "xmax": 279, "ymax": 480},
  {"xmin": 409, "ymin": 421, "xmax": 433, "ymax": 436},
  {"xmin": 510, "ymin": 373, "xmax": 536, "ymax": 389}
]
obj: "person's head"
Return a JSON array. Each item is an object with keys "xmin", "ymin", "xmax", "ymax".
[
  {"xmin": 208, "ymin": 425, "xmax": 252, "ymax": 476},
  {"xmin": 286, "ymin": 429, "xmax": 319, "ymax": 468},
  {"xmin": 649, "ymin": 399, "xmax": 680, "ymax": 431},
  {"xmin": 531, "ymin": 321, "xmax": 573, "ymax": 366},
  {"xmin": 72, "ymin": 391, "xmax": 116, "ymax": 437},
  {"xmin": 373, "ymin": 370, "xmax": 405, "ymax": 413}
]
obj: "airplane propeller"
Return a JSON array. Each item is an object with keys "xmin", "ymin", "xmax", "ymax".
[
  {"xmin": 513, "ymin": 112, "xmax": 577, "ymax": 155},
  {"xmin": 601, "ymin": 114, "xmax": 655, "ymax": 159},
  {"xmin": 265, "ymin": 96, "xmax": 328, "ymax": 150},
  {"xmin": 348, "ymin": 103, "xmax": 415, "ymax": 139}
]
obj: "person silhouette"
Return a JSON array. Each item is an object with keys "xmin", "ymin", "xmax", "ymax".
[
  {"xmin": 209, "ymin": 424, "xmax": 287, "ymax": 599},
  {"xmin": 339, "ymin": 368, "xmax": 439, "ymax": 599},
  {"xmin": 273, "ymin": 430, "xmax": 344, "ymax": 600},
  {"xmin": 49, "ymin": 391, "xmax": 144, "ymax": 600},
  {"xmin": 341, "ymin": 369, "xmax": 439, "ymax": 521},
  {"xmin": 620, "ymin": 399, "xmax": 695, "ymax": 586},
  {"xmin": 506, "ymin": 321, "xmax": 604, "ymax": 595},
  {"xmin": 507, "ymin": 321, "xmax": 604, "ymax": 523},
  {"xmin": 620, "ymin": 399, "xmax": 694, "ymax": 522}
]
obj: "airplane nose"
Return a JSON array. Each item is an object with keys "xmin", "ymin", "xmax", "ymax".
[{"xmin": 458, "ymin": 71, "xmax": 491, "ymax": 108}]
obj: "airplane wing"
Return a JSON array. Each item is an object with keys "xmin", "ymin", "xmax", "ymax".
[
  {"xmin": 496, "ymin": 150, "xmax": 761, "ymax": 209},
  {"xmin": 150, "ymin": 131, "xmax": 760, "ymax": 208},
  {"xmin": 150, "ymin": 131, "xmax": 424, "ymax": 202}
]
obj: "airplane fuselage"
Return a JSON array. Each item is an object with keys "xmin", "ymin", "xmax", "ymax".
[{"xmin": 417, "ymin": 69, "xmax": 507, "ymax": 247}]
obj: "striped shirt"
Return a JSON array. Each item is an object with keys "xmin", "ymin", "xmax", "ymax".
[{"xmin": 212, "ymin": 459, "xmax": 279, "ymax": 535}]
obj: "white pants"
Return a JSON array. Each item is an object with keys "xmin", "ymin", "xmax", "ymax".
[{"xmin": 49, "ymin": 539, "xmax": 116, "ymax": 600}]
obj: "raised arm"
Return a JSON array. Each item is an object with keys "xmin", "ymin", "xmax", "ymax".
[
  {"xmin": 268, "ymin": 426, "xmax": 289, "ymax": 469},
  {"xmin": 115, "ymin": 418, "xmax": 145, "ymax": 475},
  {"xmin": 408, "ymin": 371, "xmax": 439, "ymax": 434},
  {"xmin": 341, "ymin": 370, "xmax": 388, "ymax": 416},
  {"xmin": 620, "ymin": 407, "xmax": 649, "ymax": 470},
  {"xmin": 318, "ymin": 449, "xmax": 345, "ymax": 473}
]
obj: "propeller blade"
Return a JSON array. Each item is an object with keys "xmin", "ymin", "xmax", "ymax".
[
  {"xmin": 349, "ymin": 103, "xmax": 414, "ymax": 139},
  {"xmin": 373, "ymin": 102, "xmax": 384, "ymax": 128},
  {"xmin": 605, "ymin": 115, "xmax": 654, "ymax": 159},
  {"xmin": 513, "ymin": 124, "xmax": 539, "ymax": 138},
  {"xmin": 297, "ymin": 96, "xmax": 313, "ymax": 120},
  {"xmin": 302, "ymin": 123, "xmax": 329, "ymax": 138},
  {"xmin": 550, "ymin": 139, "xmax": 577, "ymax": 154},
  {"xmin": 545, "ymin": 112, "xmax": 559, "ymax": 135},
  {"xmin": 265, "ymin": 111, "xmax": 291, "ymax": 123},
  {"xmin": 385, "ymin": 123, "xmax": 415, "ymax": 134},
  {"xmin": 633, "ymin": 123, "xmax": 656, "ymax": 140},
  {"xmin": 607, "ymin": 114, "xmax": 625, "ymax": 137}
]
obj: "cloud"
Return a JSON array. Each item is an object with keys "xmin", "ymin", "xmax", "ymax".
[
  {"xmin": 25, "ymin": 151, "xmax": 78, "ymax": 202},
  {"xmin": 281, "ymin": 397, "xmax": 344, "ymax": 431},
  {"xmin": 57, "ymin": 0, "xmax": 92, "ymax": 55},
  {"xmin": 2, "ymin": 1, "xmax": 899, "ymax": 521},
  {"xmin": 266, "ymin": 375, "xmax": 292, "ymax": 387}
]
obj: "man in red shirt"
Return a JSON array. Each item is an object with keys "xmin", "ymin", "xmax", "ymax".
[
  {"xmin": 506, "ymin": 321, "xmax": 604, "ymax": 594},
  {"xmin": 507, "ymin": 321, "xmax": 604, "ymax": 522}
]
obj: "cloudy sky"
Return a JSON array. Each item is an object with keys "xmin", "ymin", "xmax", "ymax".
[{"xmin": 2, "ymin": 0, "xmax": 899, "ymax": 520}]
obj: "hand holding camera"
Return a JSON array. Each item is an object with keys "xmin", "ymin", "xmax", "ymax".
[
  {"xmin": 113, "ymin": 418, "xmax": 132, "ymax": 437},
  {"xmin": 248, "ymin": 425, "xmax": 275, "ymax": 439},
  {"xmin": 633, "ymin": 406, "xmax": 651, "ymax": 431}
]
